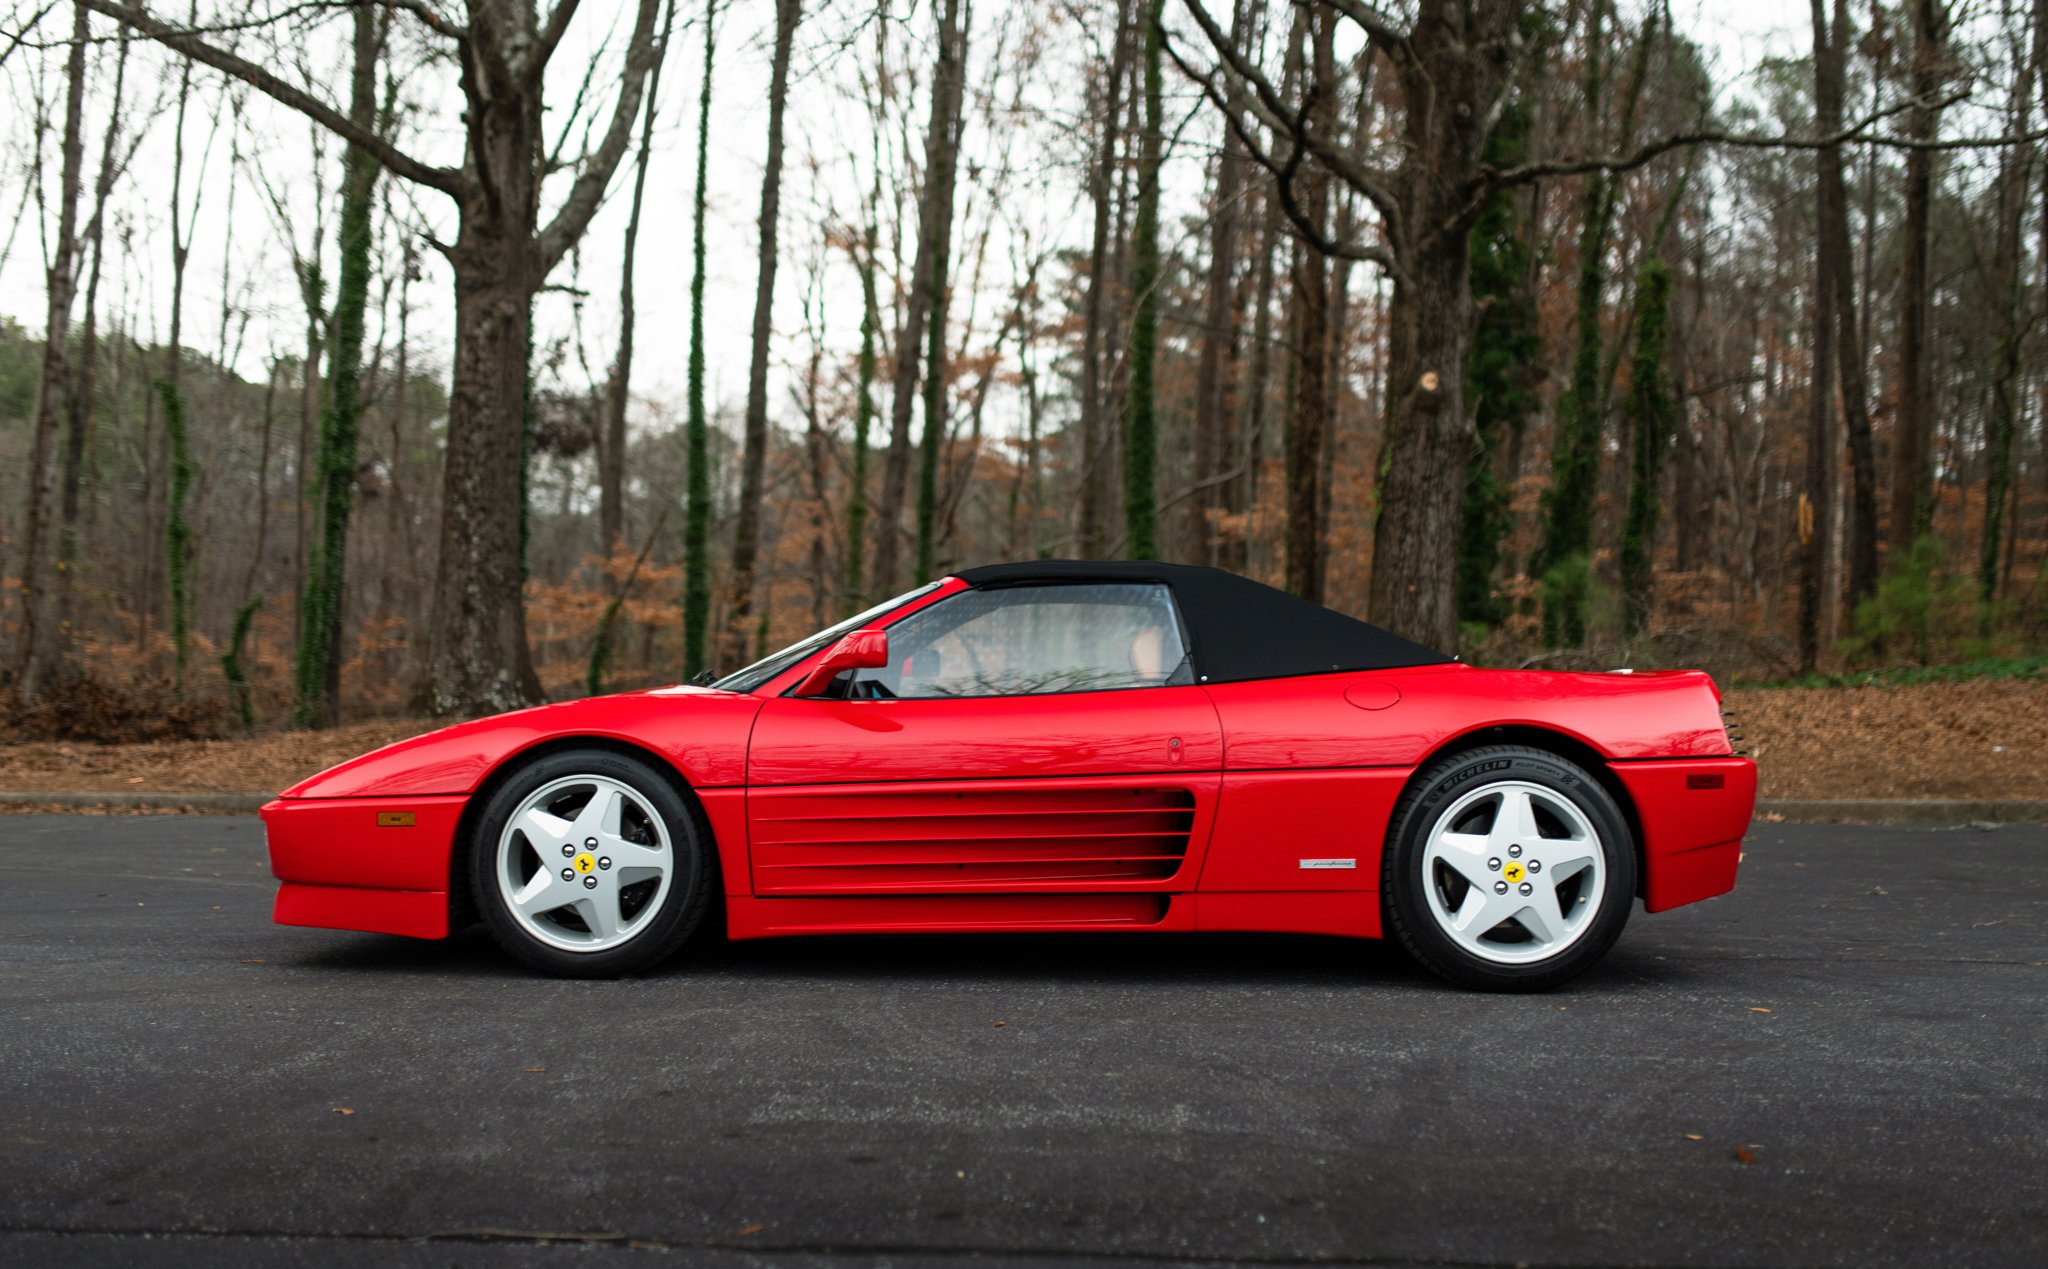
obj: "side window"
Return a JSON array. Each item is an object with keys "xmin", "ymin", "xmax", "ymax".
[{"xmin": 850, "ymin": 583, "xmax": 1192, "ymax": 699}]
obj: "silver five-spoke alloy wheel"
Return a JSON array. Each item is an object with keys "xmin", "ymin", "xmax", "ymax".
[
  {"xmin": 495, "ymin": 775, "xmax": 675, "ymax": 953},
  {"xmin": 1419, "ymin": 780, "xmax": 1606, "ymax": 965}
]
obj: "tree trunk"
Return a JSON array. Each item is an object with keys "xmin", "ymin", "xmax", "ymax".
[
  {"xmin": 1123, "ymin": 0, "xmax": 1165, "ymax": 561},
  {"xmin": 56, "ymin": 26, "xmax": 131, "ymax": 662},
  {"xmin": 913, "ymin": 0, "xmax": 970, "ymax": 582},
  {"xmin": 1187, "ymin": 1, "xmax": 1250, "ymax": 565},
  {"xmin": 1817, "ymin": 0, "xmax": 1879, "ymax": 614},
  {"xmin": 1458, "ymin": 99, "xmax": 1538, "ymax": 628},
  {"xmin": 1230, "ymin": 149, "xmax": 1284, "ymax": 576},
  {"xmin": 1799, "ymin": 0, "xmax": 1841, "ymax": 672},
  {"xmin": 1622, "ymin": 263, "xmax": 1677, "ymax": 640},
  {"xmin": 683, "ymin": 0, "xmax": 717, "ymax": 680},
  {"xmin": 602, "ymin": 19, "xmax": 667, "ymax": 562},
  {"xmin": 844, "ymin": 159, "xmax": 881, "ymax": 613},
  {"xmin": 415, "ymin": 98, "xmax": 546, "ymax": 714},
  {"xmin": 11, "ymin": 0, "xmax": 89, "ymax": 700},
  {"xmin": 1076, "ymin": 0, "xmax": 1136, "ymax": 559},
  {"xmin": 1889, "ymin": 0, "xmax": 1947, "ymax": 562},
  {"xmin": 1534, "ymin": 0, "xmax": 1615, "ymax": 647},
  {"xmin": 294, "ymin": 4, "xmax": 380, "ymax": 727},
  {"xmin": 1282, "ymin": 6, "xmax": 1334, "ymax": 601},
  {"xmin": 875, "ymin": 0, "xmax": 962, "ymax": 589},
  {"xmin": 720, "ymin": 0, "xmax": 801, "ymax": 670},
  {"xmin": 1363, "ymin": 5, "xmax": 1517, "ymax": 652},
  {"xmin": 1980, "ymin": 0, "xmax": 2039, "ymax": 601}
]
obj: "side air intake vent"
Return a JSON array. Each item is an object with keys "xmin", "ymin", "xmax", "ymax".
[
  {"xmin": 1722, "ymin": 709, "xmax": 1747, "ymax": 757},
  {"xmin": 752, "ymin": 786, "xmax": 1200, "ymax": 893}
]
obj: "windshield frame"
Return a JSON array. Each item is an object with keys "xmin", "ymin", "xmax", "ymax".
[{"xmin": 709, "ymin": 581, "xmax": 947, "ymax": 694}]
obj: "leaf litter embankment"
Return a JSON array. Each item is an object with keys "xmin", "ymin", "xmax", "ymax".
[{"xmin": 0, "ymin": 679, "xmax": 2042, "ymax": 802}]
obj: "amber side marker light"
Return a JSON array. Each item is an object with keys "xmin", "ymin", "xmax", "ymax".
[
  {"xmin": 1686, "ymin": 774, "xmax": 1726, "ymax": 790},
  {"xmin": 376, "ymin": 811, "xmax": 417, "ymax": 827}
]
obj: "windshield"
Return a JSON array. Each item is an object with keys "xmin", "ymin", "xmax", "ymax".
[{"xmin": 709, "ymin": 582, "xmax": 944, "ymax": 694}]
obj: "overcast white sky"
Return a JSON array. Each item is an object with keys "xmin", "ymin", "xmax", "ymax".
[{"xmin": 0, "ymin": 1, "xmax": 1829, "ymax": 444}]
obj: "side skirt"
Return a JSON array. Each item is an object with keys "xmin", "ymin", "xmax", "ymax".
[{"xmin": 722, "ymin": 891, "xmax": 1381, "ymax": 940}]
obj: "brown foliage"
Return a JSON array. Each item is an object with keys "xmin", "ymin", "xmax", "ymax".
[{"xmin": 3, "ymin": 671, "xmax": 229, "ymax": 744}]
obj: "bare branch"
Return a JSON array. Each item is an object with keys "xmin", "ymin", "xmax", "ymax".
[
  {"xmin": 1161, "ymin": 23, "xmax": 1398, "ymax": 276},
  {"xmin": 536, "ymin": 0, "xmax": 664, "ymax": 273},
  {"xmin": 0, "ymin": 1, "xmax": 62, "ymax": 71},
  {"xmin": 372, "ymin": 0, "xmax": 466, "ymax": 42},
  {"xmin": 530, "ymin": 0, "xmax": 586, "ymax": 82},
  {"xmin": 1324, "ymin": 0, "xmax": 1408, "ymax": 51},
  {"xmin": 76, "ymin": 0, "xmax": 463, "ymax": 194},
  {"xmin": 1485, "ymin": 88, "xmax": 1978, "ymax": 189},
  {"xmin": 1171, "ymin": 0, "xmax": 1403, "ymax": 237}
]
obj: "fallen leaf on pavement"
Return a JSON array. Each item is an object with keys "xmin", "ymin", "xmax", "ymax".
[
  {"xmin": 1749, "ymin": 1007, "xmax": 1772, "ymax": 1013},
  {"xmin": 240, "ymin": 959, "xmax": 265, "ymax": 965},
  {"xmin": 331, "ymin": 1108, "xmax": 355, "ymax": 1116},
  {"xmin": 1734, "ymin": 1145, "xmax": 1758, "ymax": 1165},
  {"xmin": 523, "ymin": 1067, "xmax": 548, "ymax": 1073},
  {"xmin": 992, "ymin": 1021, "xmax": 1006, "ymax": 1028},
  {"xmin": 736, "ymin": 1223, "xmax": 763, "ymax": 1237},
  {"xmin": 1684, "ymin": 1133, "xmax": 1704, "ymax": 1141}
]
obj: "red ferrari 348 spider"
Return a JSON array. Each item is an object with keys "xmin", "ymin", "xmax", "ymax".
[{"xmin": 262, "ymin": 561, "xmax": 1754, "ymax": 990}]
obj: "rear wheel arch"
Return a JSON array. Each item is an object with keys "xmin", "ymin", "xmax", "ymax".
[
  {"xmin": 1409, "ymin": 725, "xmax": 1646, "ymax": 898},
  {"xmin": 448, "ymin": 736, "xmax": 717, "ymax": 934}
]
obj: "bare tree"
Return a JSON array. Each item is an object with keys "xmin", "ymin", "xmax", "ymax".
[
  {"xmin": 1075, "ymin": 0, "xmax": 1135, "ymax": 559},
  {"xmin": 1817, "ymin": 0, "xmax": 1880, "ymax": 615},
  {"xmin": 602, "ymin": 0, "xmax": 675, "ymax": 561},
  {"xmin": 1888, "ymin": 0, "xmax": 1950, "ymax": 562},
  {"xmin": 85, "ymin": 0, "xmax": 669, "ymax": 714},
  {"xmin": 874, "ymin": 0, "xmax": 969, "ymax": 593},
  {"xmin": 721, "ymin": 0, "xmax": 802, "ymax": 671},
  {"xmin": 10, "ymin": 0, "xmax": 89, "ymax": 700}
]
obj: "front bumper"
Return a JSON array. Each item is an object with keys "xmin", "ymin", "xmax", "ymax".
[{"xmin": 261, "ymin": 795, "xmax": 469, "ymax": 939}]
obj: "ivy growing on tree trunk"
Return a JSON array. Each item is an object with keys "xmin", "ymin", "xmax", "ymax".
[
  {"xmin": 157, "ymin": 380, "xmax": 194, "ymax": 687},
  {"xmin": 1457, "ymin": 99, "xmax": 1538, "ymax": 631},
  {"xmin": 294, "ymin": 4, "xmax": 379, "ymax": 728},
  {"xmin": 1620, "ymin": 260, "xmax": 1675, "ymax": 637},
  {"xmin": 1122, "ymin": 0, "xmax": 1164, "ymax": 561}
]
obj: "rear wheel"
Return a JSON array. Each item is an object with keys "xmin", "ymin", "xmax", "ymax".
[
  {"xmin": 1382, "ymin": 745, "xmax": 1636, "ymax": 991},
  {"xmin": 471, "ymin": 748, "xmax": 712, "ymax": 977}
]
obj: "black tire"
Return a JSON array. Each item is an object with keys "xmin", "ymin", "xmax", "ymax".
[
  {"xmin": 470, "ymin": 747, "xmax": 715, "ymax": 977},
  {"xmin": 1380, "ymin": 744, "xmax": 1636, "ymax": 992}
]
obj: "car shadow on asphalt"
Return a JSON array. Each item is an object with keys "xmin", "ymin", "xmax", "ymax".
[{"xmin": 281, "ymin": 924, "xmax": 1704, "ymax": 995}]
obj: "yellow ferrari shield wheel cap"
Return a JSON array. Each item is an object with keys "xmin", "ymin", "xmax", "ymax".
[
  {"xmin": 574, "ymin": 853, "xmax": 597, "ymax": 875},
  {"xmin": 1503, "ymin": 861, "xmax": 1526, "ymax": 884}
]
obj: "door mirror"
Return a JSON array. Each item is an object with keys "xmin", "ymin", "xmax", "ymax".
[{"xmin": 792, "ymin": 629, "xmax": 889, "ymax": 697}]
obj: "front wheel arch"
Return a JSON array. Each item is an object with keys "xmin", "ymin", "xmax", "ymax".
[{"xmin": 448, "ymin": 735, "xmax": 716, "ymax": 935}]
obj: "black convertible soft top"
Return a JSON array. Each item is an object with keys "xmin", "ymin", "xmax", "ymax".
[{"xmin": 953, "ymin": 560, "xmax": 1453, "ymax": 684}]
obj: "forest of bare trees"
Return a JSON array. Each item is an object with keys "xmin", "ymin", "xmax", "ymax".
[{"xmin": 2, "ymin": 0, "xmax": 2046, "ymax": 739}]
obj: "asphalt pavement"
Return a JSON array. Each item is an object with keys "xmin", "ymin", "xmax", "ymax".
[{"xmin": 1, "ymin": 814, "xmax": 2044, "ymax": 1268}]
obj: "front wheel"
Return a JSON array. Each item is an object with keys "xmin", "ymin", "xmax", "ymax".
[
  {"xmin": 470, "ymin": 748, "xmax": 713, "ymax": 977},
  {"xmin": 1382, "ymin": 745, "xmax": 1636, "ymax": 991}
]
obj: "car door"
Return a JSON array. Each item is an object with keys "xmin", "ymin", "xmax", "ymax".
[{"xmin": 746, "ymin": 582, "xmax": 1224, "ymax": 896}]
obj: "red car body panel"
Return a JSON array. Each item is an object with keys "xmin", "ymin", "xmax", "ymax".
[{"xmin": 260, "ymin": 574, "xmax": 1755, "ymax": 946}]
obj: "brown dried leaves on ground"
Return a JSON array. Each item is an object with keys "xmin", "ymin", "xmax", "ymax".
[
  {"xmin": 1723, "ymin": 679, "xmax": 2048, "ymax": 800},
  {"xmin": 0, "ymin": 720, "xmax": 432, "ymax": 796},
  {"xmin": 0, "ymin": 678, "xmax": 2043, "ymax": 801}
]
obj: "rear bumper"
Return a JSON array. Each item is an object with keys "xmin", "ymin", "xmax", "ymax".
[
  {"xmin": 1606, "ymin": 757, "xmax": 1757, "ymax": 913},
  {"xmin": 260, "ymin": 795, "xmax": 468, "ymax": 939}
]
